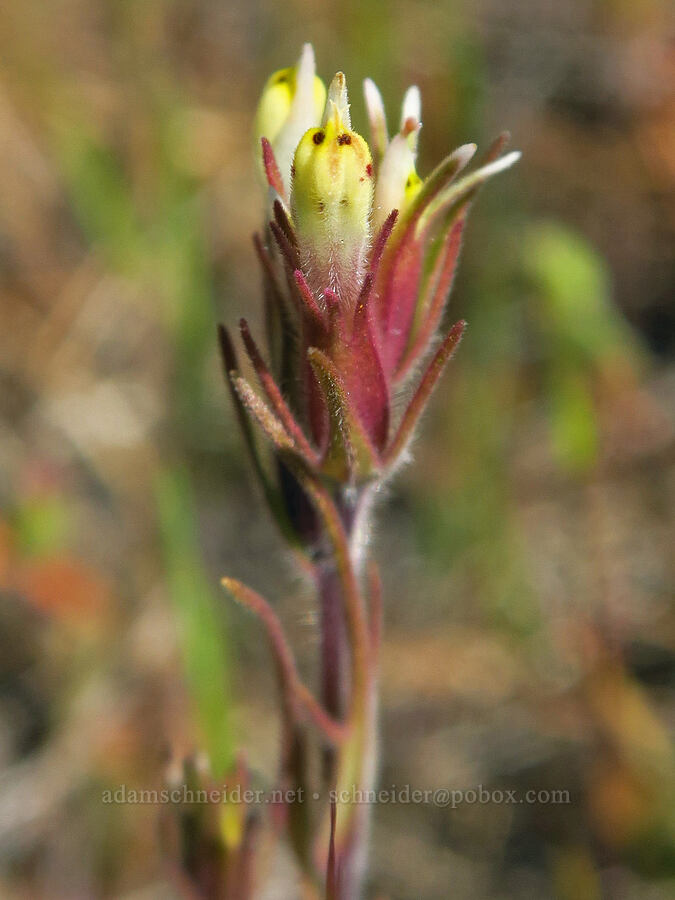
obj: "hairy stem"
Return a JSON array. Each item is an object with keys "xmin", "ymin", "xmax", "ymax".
[
  {"xmin": 313, "ymin": 486, "xmax": 378, "ymax": 899},
  {"xmin": 319, "ymin": 564, "xmax": 349, "ymax": 763}
]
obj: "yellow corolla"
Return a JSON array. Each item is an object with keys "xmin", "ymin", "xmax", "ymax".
[
  {"xmin": 290, "ymin": 73, "xmax": 374, "ymax": 306},
  {"xmin": 254, "ymin": 44, "xmax": 326, "ymax": 194}
]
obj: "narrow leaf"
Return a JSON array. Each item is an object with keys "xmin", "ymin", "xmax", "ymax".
[
  {"xmin": 368, "ymin": 209, "xmax": 398, "ymax": 279},
  {"xmin": 408, "ymin": 143, "xmax": 477, "ymax": 221},
  {"xmin": 308, "ymin": 347, "xmax": 382, "ymax": 481},
  {"xmin": 481, "ymin": 130, "xmax": 511, "ymax": 165},
  {"xmin": 252, "ymin": 232, "xmax": 285, "ymax": 302},
  {"xmin": 218, "ymin": 325, "xmax": 295, "ymax": 540},
  {"xmin": 273, "ymin": 198, "xmax": 298, "ymax": 247},
  {"xmin": 293, "ymin": 269, "xmax": 326, "ymax": 329},
  {"xmin": 344, "ymin": 289, "xmax": 390, "ymax": 451},
  {"xmin": 222, "ymin": 577, "xmax": 346, "ymax": 744},
  {"xmin": 395, "ymin": 209, "xmax": 467, "ymax": 381},
  {"xmin": 416, "ymin": 151, "xmax": 521, "ymax": 237},
  {"xmin": 373, "ymin": 146, "xmax": 474, "ymax": 371},
  {"xmin": 270, "ymin": 219, "xmax": 301, "ymax": 272},
  {"xmin": 385, "ymin": 320, "xmax": 466, "ymax": 466},
  {"xmin": 232, "ymin": 374, "xmax": 296, "ymax": 453},
  {"xmin": 239, "ymin": 318, "xmax": 320, "ymax": 466},
  {"xmin": 323, "ymin": 287, "xmax": 342, "ymax": 336},
  {"xmin": 261, "ymin": 137, "xmax": 286, "ymax": 201},
  {"xmin": 284, "ymin": 461, "xmax": 370, "ymax": 702}
]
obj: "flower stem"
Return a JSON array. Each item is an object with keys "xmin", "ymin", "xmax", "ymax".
[
  {"xmin": 313, "ymin": 486, "xmax": 377, "ymax": 898},
  {"xmin": 318, "ymin": 562, "xmax": 349, "ymax": 770}
]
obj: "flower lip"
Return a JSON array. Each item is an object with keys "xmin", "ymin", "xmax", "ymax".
[
  {"xmin": 290, "ymin": 71, "xmax": 374, "ymax": 307},
  {"xmin": 322, "ymin": 72, "xmax": 351, "ymax": 131},
  {"xmin": 254, "ymin": 43, "xmax": 327, "ymax": 197}
]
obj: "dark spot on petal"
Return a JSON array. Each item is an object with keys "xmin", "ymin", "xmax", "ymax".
[
  {"xmin": 340, "ymin": 197, "xmax": 349, "ymax": 207},
  {"xmin": 337, "ymin": 133, "xmax": 352, "ymax": 145},
  {"xmin": 275, "ymin": 74, "xmax": 288, "ymax": 84},
  {"xmin": 359, "ymin": 177, "xmax": 364, "ymax": 182},
  {"xmin": 406, "ymin": 177, "xmax": 412, "ymax": 187},
  {"xmin": 366, "ymin": 163, "xmax": 373, "ymax": 177},
  {"xmin": 313, "ymin": 131, "xmax": 325, "ymax": 145},
  {"xmin": 317, "ymin": 200, "xmax": 325, "ymax": 212},
  {"xmin": 290, "ymin": 164, "xmax": 296, "ymax": 178}
]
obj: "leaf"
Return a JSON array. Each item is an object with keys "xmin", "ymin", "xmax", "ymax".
[
  {"xmin": 376, "ymin": 148, "xmax": 518, "ymax": 376},
  {"xmin": 343, "ymin": 279, "xmax": 390, "ymax": 452},
  {"xmin": 292, "ymin": 268, "xmax": 326, "ymax": 329},
  {"xmin": 408, "ymin": 142, "xmax": 477, "ymax": 221},
  {"xmin": 378, "ymin": 227, "xmax": 427, "ymax": 375},
  {"xmin": 221, "ymin": 577, "xmax": 345, "ymax": 744},
  {"xmin": 368, "ymin": 209, "xmax": 398, "ymax": 280},
  {"xmin": 261, "ymin": 137, "xmax": 286, "ymax": 201},
  {"xmin": 232, "ymin": 375, "xmax": 296, "ymax": 452},
  {"xmin": 373, "ymin": 145, "xmax": 476, "ymax": 374},
  {"xmin": 239, "ymin": 318, "xmax": 320, "ymax": 467},
  {"xmin": 308, "ymin": 347, "xmax": 382, "ymax": 481},
  {"xmin": 252, "ymin": 232, "xmax": 301, "ymax": 381},
  {"xmin": 252, "ymin": 232, "xmax": 287, "ymax": 309},
  {"xmin": 480, "ymin": 130, "xmax": 511, "ymax": 165},
  {"xmin": 270, "ymin": 219, "xmax": 301, "ymax": 273},
  {"xmin": 273, "ymin": 198, "xmax": 298, "ymax": 246},
  {"xmin": 385, "ymin": 320, "xmax": 466, "ymax": 466},
  {"xmin": 549, "ymin": 366, "xmax": 599, "ymax": 474},
  {"xmin": 284, "ymin": 463, "xmax": 371, "ymax": 704},
  {"xmin": 218, "ymin": 325, "xmax": 298, "ymax": 544},
  {"xmin": 415, "ymin": 151, "xmax": 521, "ymax": 237},
  {"xmin": 395, "ymin": 207, "xmax": 467, "ymax": 381}
]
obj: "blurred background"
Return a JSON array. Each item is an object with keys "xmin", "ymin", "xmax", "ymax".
[{"xmin": 0, "ymin": 1, "xmax": 673, "ymax": 897}]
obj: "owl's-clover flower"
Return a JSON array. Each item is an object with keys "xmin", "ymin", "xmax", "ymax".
[
  {"xmin": 291, "ymin": 72, "xmax": 374, "ymax": 308},
  {"xmin": 254, "ymin": 43, "xmax": 326, "ymax": 195},
  {"xmin": 224, "ymin": 43, "xmax": 520, "ymax": 538},
  {"xmin": 216, "ymin": 45, "xmax": 521, "ymax": 897}
]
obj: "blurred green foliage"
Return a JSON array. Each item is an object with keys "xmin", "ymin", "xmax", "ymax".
[
  {"xmin": 523, "ymin": 223, "xmax": 642, "ymax": 473},
  {"xmin": 12, "ymin": 495, "xmax": 71, "ymax": 557},
  {"xmin": 156, "ymin": 468, "xmax": 234, "ymax": 778}
]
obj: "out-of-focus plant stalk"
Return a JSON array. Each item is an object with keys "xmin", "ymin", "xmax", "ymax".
[{"xmin": 168, "ymin": 43, "xmax": 518, "ymax": 899}]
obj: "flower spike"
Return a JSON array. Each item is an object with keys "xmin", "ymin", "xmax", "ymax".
[{"xmin": 217, "ymin": 45, "xmax": 519, "ymax": 900}]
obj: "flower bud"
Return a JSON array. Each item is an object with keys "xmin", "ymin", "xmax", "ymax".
[
  {"xmin": 254, "ymin": 43, "xmax": 326, "ymax": 195},
  {"xmin": 291, "ymin": 73, "xmax": 374, "ymax": 307}
]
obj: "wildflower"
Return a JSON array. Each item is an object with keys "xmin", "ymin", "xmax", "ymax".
[
  {"xmin": 254, "ymin": 43, "xmax": 326, "ymax": 196},
  {"xmin": 217, "ymin": 44, "xmax": 519, "ymax": 898},
  {"xmin": 228, "ymin": 43, "xmax": 520, "ymax": 507}
]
